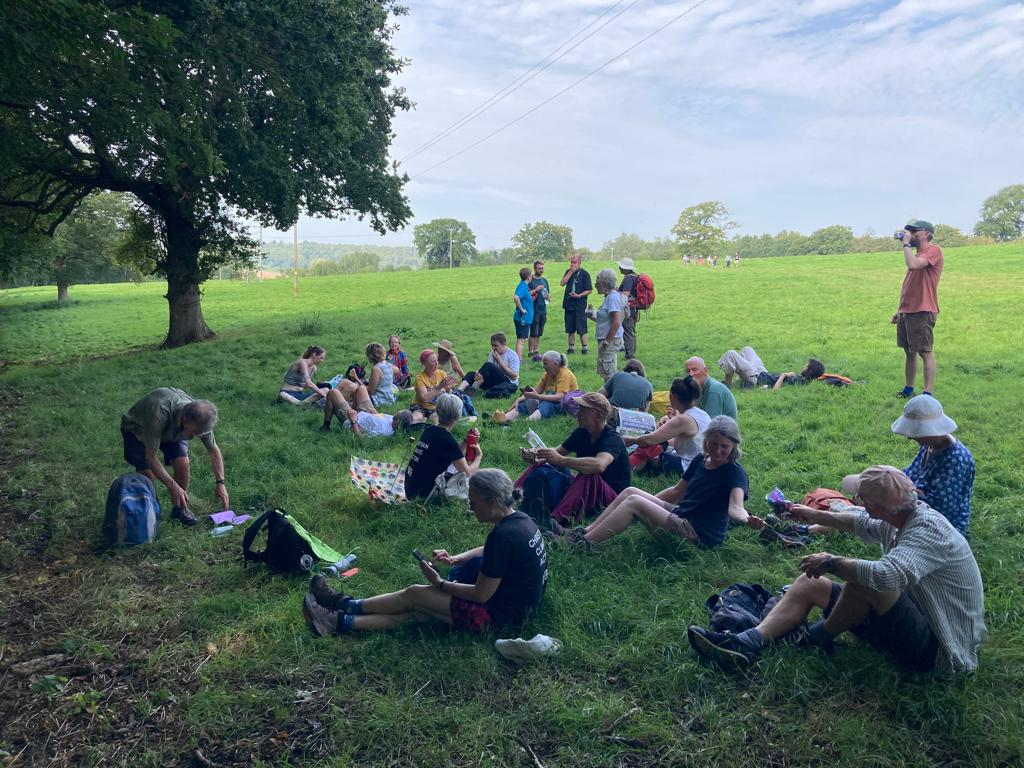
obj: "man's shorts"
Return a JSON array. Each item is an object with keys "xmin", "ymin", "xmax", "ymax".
[
  {"xmin": 896, "ymin": 311, "xmax": 936, "ymax": 353},
  {"xmin": 597, "ymin": 339, "xmax": 621, "ymax": 379},
  {"xmin": 825, "ymin": 582, "xmax": 938, "ymax": 672},
  {"xmin": 514, "ymin": 321, "xmax": 532, "ymax": 340},
  {"xmin": 121, "ymin": 428, "xmax": 188, "ymax": 471},
  {"xmin": 449, "ymin": 595, "xmax": 492, "ymax": 633},
  {"xmin": 530, "ymin": 312, "xmax": 546, "ymax": 338},
  {"xmin": 661, "ymin": 512, "xmax": 700, "ymax": 543},
  {"xmin": 564, "ymin": 308, "xmax": 587, "ymax": 336}
]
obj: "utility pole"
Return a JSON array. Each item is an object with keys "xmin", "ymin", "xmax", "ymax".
[
  {"xmin": 448, "ymin": 227, "xmax": 454, "ymax": 269},
  {"xmin": 293, "ymin": 221, "xmax": 299, "ymax": 298},
  {"xmin": 258, "ymin": 224, "xmax": 264, "ymax": 283}
]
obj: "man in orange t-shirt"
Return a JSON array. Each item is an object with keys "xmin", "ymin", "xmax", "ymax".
[{"xmin": 892, "ymin": 219, "xmax": 943, "ymax": 398}]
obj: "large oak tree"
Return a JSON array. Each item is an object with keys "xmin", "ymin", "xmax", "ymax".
[{"xmin": 0, "ymin": 0, "xmax": 410, "ymax": 346}]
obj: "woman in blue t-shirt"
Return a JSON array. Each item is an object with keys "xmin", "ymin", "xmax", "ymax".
[
  {"xmin": 555, "ymin": 416, "xmax": 764, "ymax": 549},
  {"xmin": 302, "ymin": 469, "xmax": 549, "ymax": 636}
]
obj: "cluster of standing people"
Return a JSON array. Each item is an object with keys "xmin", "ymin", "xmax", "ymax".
[{"xmin": 119, "ymin": 219, "xmax": 985, "ymax": 676}]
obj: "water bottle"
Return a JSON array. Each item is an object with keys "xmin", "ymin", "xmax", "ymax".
[
  {"xmin": 323, "ymin": 553, "xmax": 357, "ymax": 577},
  {"xmin": 525, "ymin": 429, "xmax": 546, "ymax": 450},
  {"xmin": 299, "ymin": 554, "xmax": 316, "ymax": 572},
  {"xmin": 465, "ymin": 428, "xmax": 480, "ymax": 462},
  {"xmin": 209, "ymin": 524, "xmax": 233, "ymax": 537}
]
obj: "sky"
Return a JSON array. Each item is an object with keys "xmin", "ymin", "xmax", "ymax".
[{"xmin": 263, "ymin": 0, "xmax": 1024, "ymax": 250}]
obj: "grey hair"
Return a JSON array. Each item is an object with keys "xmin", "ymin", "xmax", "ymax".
[
  {"xmin": 541, "ymin": 350, "xmax": 567, "ymax": 368},
  {"xmin": 435, "ymin": 393, "xmax": 463, "ymax": 425},
  {"xmin": 893, "ymin": 490, "xmax": 919, "ymax": 515},
  {"xmin": 182, "ymin": 400, "xmax": 219, "ymax": 433},
  {"xmin": 469, "ymin": 468, "xmax": 523, "ymax": 508},
  {"xmin": 595, "ymin": 268, "xmax": 618, "ymax": 293},
  {"xmin": 704, "ymin": 415, "xmax": 742, "ymax": 462}
]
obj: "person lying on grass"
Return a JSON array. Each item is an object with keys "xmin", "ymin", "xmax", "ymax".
[
  {"xmin": 625, "ymin": 375, "xmax": 710, "ymax": 475},
  {"xmin": 551, "ymin": 415, "xmax": 763, "ymax": 548},
  {"xmin": 120, "ymin": 388, "xmax": 228, "ymax": 526},
  {"xmin": 404, "ymin": 394, "xmax": 482, "ymax": 500},
  {"xmin": 515, "ymin": 392, "xmax": 630, "ymax": 524},
  {"xmin": 279, "ymin": 345, "xmax": 329, "ymax": 405},
  {"xmin": 303, "ymin": 469, "xmax": 549, "ymax": 635},
  {"xmin": 718, "ymin": 346, "xmax": 826, "ymax": 390},
  {"xmin": 492, "ymin": 351, "xmax": 577, "ymax": 424},
  {"xmin": 319, "ymin": 406, "xmax": 422, "ymax": 437},
  {"xmin": 687, "ymin": 465, "xmax": 986, "ymax": 676},
  {"xmin": 320, "ymin": 378, "xmax": 378, "ymax": 430}
]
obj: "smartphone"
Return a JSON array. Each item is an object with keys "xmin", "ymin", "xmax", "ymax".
[{"xmin": 412, "ymin": 548, "xmax": 427, "ymax": 564}]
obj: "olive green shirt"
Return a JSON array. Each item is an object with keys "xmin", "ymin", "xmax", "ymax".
[{"xmin": 121, "ymin": 388, "xmax": 216, "ymax": 451}]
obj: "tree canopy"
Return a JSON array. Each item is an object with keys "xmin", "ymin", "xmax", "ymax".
[
  {"xmin": 974, "ymin": 184, "xmax": 1024, "ymax": 242},
  {"xmin": 671, "ymin": 201, "xmax": 736, "ymax": 260},
  {"xmin": 413, "ymin": 218, "xmax": 477, "ymax": 268},
  {"xmin": 0, "ymin": 0, "xmax": 410, "ymax": 345},
  {"xmin": 511, "ymin": 221, "xmax": 574, "ymax": 263}
]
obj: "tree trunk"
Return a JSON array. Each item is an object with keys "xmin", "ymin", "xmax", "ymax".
[
  {"xmin": 57, "ymin": 283, "xmax": 70, "ymax": 303},
  {"xmin": 162, "ymin": 215, "xmax": 215, "ymax": 348}
]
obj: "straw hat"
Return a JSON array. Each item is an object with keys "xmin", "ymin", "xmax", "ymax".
[{"xmin": 433, "ymin": 339, "xmax": 456, "ymax": 358}]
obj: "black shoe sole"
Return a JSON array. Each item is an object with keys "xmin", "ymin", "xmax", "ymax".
[{"xmin": 687, "ymin": 626, "xmax": 754, "ymax": 666}]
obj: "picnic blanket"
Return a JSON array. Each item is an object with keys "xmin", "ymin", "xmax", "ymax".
[{"xmin": 350, "ymin": 456, "xmax": 406, "ymax": 505}]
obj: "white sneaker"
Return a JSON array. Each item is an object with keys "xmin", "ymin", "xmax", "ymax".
[
  {"xmin": 495, "ymin": 634, "xmax": 562, "ymax": 663},
  {"xmin": 459, "ymin": 415, "xmax": 478, "ymax": 424}
]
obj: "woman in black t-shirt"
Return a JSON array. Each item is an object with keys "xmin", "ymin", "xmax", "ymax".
[
  {"xmin": 554, "ymin": 416, "xmax": 764, "ymax": 549},
  {"xmin": 302, "ymin": 469, "xmax": 549, "ymax": 635},
  {"xmin": 404, "ymin": 394, "xmax": 482, "ymax": 500},
  {"xmin": 518, "ymin": 392, "xmax": 631, "ymax": 524}
]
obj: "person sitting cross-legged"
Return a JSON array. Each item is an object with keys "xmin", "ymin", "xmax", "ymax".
[
  {"xmin": 404, "ymin": 393, "xmax": 482, "ymax": 500},
  {"xmin": 493, "ymin": 351, "xmax": 577, "ymax": 424},
  {"xmin": 457, "ymin": 332, "xmax": 520, "ymax": 398},
  {"xmin": 687, "ymin": 465, "xmax": 986, "ymax": 676},
  {"xmin": 625, "ymin": 375, "xmax": 709, "ymax": 475},
  {"xmin": 302, "ymin": 468, "xmax": 549, "ymax": 636},
  {"xmin": 553, "ymin": 415, "xmax": 762, "ymax": 549}
]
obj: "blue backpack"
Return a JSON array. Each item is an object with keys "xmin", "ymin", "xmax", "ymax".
[
  {"xmin": 521, "ymin": 464, "xmax": 572, "ymax": 526},
  {"xmin": 104, "ymin": 473, "xmax": 160, "ymax": 546}
]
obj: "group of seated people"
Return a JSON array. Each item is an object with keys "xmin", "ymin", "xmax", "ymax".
[{"xmin": 287, "ymin": 335, "xmax": 984, "ymax": 678}]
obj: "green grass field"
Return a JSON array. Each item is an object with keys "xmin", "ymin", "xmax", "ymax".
[{"xmin": 1, "ymin": 245, "xmax": 1023, "ymax": 767}]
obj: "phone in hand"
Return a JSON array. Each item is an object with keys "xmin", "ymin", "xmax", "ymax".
[{"xmin": 412, "ymin": 548, "xmax": 428, "ymax": 564}]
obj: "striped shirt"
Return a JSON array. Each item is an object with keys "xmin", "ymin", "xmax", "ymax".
[{"xmin": 853, "ymin": 501, "xmax": 986, "ymax": 675}]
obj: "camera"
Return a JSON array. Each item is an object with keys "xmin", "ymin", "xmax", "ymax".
[{"xmin": 893, "ymin": 230, "xmax": 907, "ymax": 241}]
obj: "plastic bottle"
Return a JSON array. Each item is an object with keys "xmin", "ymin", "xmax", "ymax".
[
  {"xmin": 465, "ymin": 428, "xmax": 480, "ymax": 462},
  {"xmin": 209, "ymin": 524, "xmax": 233, "ymax": 537},
  {"xmin": 323, "ymin": 553, "xmax": 357, "ymax": 577},
  {"xmin": 525, "ymin": 429, "xmax": 546, "ymax": 450}
]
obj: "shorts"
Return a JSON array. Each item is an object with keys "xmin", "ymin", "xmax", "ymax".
[
  {"xmin": 661, "ymin": 513, "xmax": 700, "ymax": 543},
  {"xmin": 280, "ymin": 389, "xmax": 318, "ymax": 402},
  {"xmin": 825, "ymin": 582, "xmax": 938, "ymax": 672},
  {"xmin": 121, "ymin": 428, "xmax": 188, "ymax": 471},
  {"xmin": 514, "ymin": 321, "xmax": 532, "ymax": 340},
  {"xmin": 896, "ymin": 311, "xmax": 936, "ymax": 353},
  {"xmin": 449, "ymin": 595, "xmax": 492, "ymax": 633},
  {"xmin": 530, "ymin": 313, "xmax": 547, "ymax": 338},
  {"xmin": 564, "ymin": 308, "xmax": 588, "ymax": 336},
  {"xmin": 597, "ymin": 339, "xmax": 621, "ymax": 379}
]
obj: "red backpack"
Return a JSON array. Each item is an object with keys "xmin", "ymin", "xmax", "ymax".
[{"xmin": 633, "ymin": 273, "xmax": 656, "ymax": 310}]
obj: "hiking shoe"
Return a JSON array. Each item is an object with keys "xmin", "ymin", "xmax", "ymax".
[
  {"xmin": 310, "ymin": 574, "xmax": 354, "ymax": 611},
  {"xmin": 302, "ymin": 592, "xmax": 340, "ymax": 636},
  {"xmin": 580, "ymin": 346, "xmax": 589, "ymax": 355},
  {"xmin": 530, "ymin": 353, "xmax": 542, "ymax": 362},
  {"xmin": 759, "ymin": 525, "xmax": 809, "ymax": 550},
  {"xmin": 566, "ymin": 528, "xmax": 592, "ymax": 552},
  {"xmin": 490, "ymin": 409, "xmax": 508, "ymax": 425},
  {"xmin": 318, "ymin": 424, "xmax": 331, "ymax": 433},
  {"xmin": 171, "ymin": 506, "xmax": 198, "ymax": 526},
  {"xmin": 566, "ymin": 347, "xmax": 576, "ymax": 354},
  {"xmin": 687, "ymin": 625, "xmax": 761, "ymax": 666},
  {"xmin": 896, "ymin": 390, "xmax": 914, "ymax": 399}
]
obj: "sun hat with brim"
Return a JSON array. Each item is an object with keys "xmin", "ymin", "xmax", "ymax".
[
  {"xmin": 433, "ymin": 340, "xmax": 455, "ymax": 357},
  {"xmin": 616, "ymin": 257, "xmax": 635, "ymax": 271},
  {"xmin": 905, "ymin": 219, "xmax": 935, "ymax": 233},
  {"xmin": 843, "ymin": 465, "xmax": 916, "ymax": 509},
  {"xmin": 891, "ymin": 394, "xmax": 957, "ymax": 438}
]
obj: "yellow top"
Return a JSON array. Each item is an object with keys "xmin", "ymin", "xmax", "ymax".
[
  {"xmin": 536, "ymin": 367, "xmax": 578, "ymax": 395},
  {"xmin": 415, "ymin": 369, "xmax": 447, "ymax": 411}
]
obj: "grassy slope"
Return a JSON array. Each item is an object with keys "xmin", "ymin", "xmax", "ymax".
[{"xmin": 1, "ymin": 244, "xmax": 1023, "ymax": 766}]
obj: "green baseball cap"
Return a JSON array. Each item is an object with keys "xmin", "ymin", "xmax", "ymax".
[{"xmin": 905, "ymin": 219, "xmax": 934, "ymax": 233}]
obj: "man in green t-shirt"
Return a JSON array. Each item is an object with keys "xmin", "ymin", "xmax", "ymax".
[
  {"xmin": 685, "ymin": 357, "xmax": 738, "ymax": 421},
  {"xmin": 120, "ymin": 388, "xmax": 229, "ymax": 525}
]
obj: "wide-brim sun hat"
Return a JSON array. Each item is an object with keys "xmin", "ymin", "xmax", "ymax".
[
  {"xmin": 616, "ymin": 257, "xmax": 635, "ymax": 271},
  {"xmin": 891, "ymin": 394, "xmax": 957, "ymax": 438},
  {"xmin": 433, "ymin": 339, "xmax": 455, "ymax": 357}
]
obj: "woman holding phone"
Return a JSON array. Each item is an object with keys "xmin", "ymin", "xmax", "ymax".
[
  {"xmin": 302, "ymin": 469, "xmax": 549, "ymax": 635},
  {"xmin": 492, "ymin": 351, "xmax": 577, "ymax": 424}
]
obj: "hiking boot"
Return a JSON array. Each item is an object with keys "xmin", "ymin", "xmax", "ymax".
[
  {"xmin": 302, "ymin": 592, "xmax": 340, "ymax": 636},
  {"xmin": 896, "ymin": 389, "xmax": 914, "ymax": 399},
  {"xmin": 566, "ymin": 528, "xmax": 592, "ymax": 552},
  {"xmin": 687, "ymin": 625, "xmax": 761, "ymax": 666},
  {"xmin": 580, "ymin": 346, "xmax": 589, "ymax": 355},
  {"xmin": 566, "ymin": 347, "xmax": 576, "ymax": 354},
  {"xmin": 530, "ymin": 353, "xmax": 542, "ymax": 363},
  {"xmin": 759, "ymin": 525, "xmax": 809, "ymax": 550},
  {"xmin": 310, "ymin": 574, "xmax": 353, "ymax": 611},
  {"xmin": 318, "ymin": 424, "xmax": 331, "ymax": 433},
  {"xmin": 171, "ymin": 506, "xmax": 198, "ymax": 526}
]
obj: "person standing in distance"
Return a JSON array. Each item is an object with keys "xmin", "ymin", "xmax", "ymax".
[
  {"xmin": 894, "ymin": 219, "xmax": 943, "ymax": 398},
  {"xmin": 616, "ymin": 257, "xmax": 639, "ymax": 360},
  {"xmin": 560, "ymin": 253, "xmax": 593, "ymax": 355},
  {"xmin": 527, "ymin": 260, "xmax": 551, "ymax": 363}
]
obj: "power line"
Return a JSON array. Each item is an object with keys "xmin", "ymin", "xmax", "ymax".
[
  {"xmin": 410, "ymin": 0, "xmax": 713, "ymax": 181},
  {"xmin": 399, "ymin": 0, "xmax": 641, "ymax": 165}
]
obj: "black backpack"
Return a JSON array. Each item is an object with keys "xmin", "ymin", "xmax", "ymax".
[
  {"xmin": 704, "ymin": 583, "xmax": 781, "ymax": 633},
  {"xmin": 242, "ymin": 509, "xmax": 317, "ymax": 574},
  {"xmin": 521, "ymin": 464, "xmax": 572, "ymax": 526}
]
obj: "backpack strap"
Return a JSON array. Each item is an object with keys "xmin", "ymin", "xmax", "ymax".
[{"xmin": 242, "ymin": 509, "xmax": 275, "ymax": 563}]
